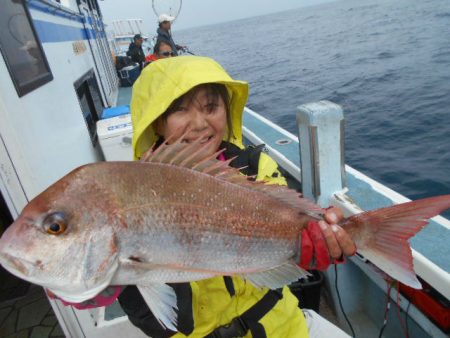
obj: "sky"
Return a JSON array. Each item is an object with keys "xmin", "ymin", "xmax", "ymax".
[{"xmin": 99, "ymin": 0, "xmax": 337, "ymax": 34}]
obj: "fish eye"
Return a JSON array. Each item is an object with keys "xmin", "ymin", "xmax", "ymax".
[{"xmin": 43, "ymin": 212, "xmax": 68, "ymax": 235}]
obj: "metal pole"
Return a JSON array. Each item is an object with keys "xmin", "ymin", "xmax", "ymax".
[{"xmin": 296, "ymin": 100, "xmax": 346, "ymax": 207}]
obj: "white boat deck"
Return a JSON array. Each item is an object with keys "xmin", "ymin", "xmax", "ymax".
[{"xmin": 0, "ymin": 267, "xmax": 64, "ymax": 337}]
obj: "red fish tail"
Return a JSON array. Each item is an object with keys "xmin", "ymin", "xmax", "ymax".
[{"xmin": 344, "ymin": 195, "xmax": 450, "ymax": 289}]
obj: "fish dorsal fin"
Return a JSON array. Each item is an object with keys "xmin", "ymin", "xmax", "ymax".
[{"xmin": 142, "ymin": 136, "xmax": 324, "ymax": 216}]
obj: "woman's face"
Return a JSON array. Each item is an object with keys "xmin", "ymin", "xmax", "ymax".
[
  {"xmin": 158, "ymin": 43, "xmax": 174, "ymax": 58},
  {"xmin": 155, "ymin": 86, "xmax": 228, "ymax": 157}
]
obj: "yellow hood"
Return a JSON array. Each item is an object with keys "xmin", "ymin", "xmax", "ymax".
[{"xmin": 131, "ymin": 56, "xmax": 249, "ymax": 159}]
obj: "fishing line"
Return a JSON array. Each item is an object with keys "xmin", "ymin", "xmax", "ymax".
[
  {"xmin": 378, "ymin": 281, "xmax": 392, "ymax": 338},
  {"xmin": 334, "ymin": 264, "xmax": 356, "ymax": 337},
  {"xmin": 395, "ymin": 282, "xmax": 409, "ymax": 338},
  {"xmin": 405, "ymin": 299, "xmax": 411, "ymax": 338}
]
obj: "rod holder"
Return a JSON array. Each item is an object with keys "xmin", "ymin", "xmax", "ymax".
[{"xmin": 296, "ymin": 101, "xmax": 346, "ymax": 207}]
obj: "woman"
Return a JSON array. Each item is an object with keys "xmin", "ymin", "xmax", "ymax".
[{"xmin": 118, "ymin": 55, "xmax": 355, "ymax": 337}]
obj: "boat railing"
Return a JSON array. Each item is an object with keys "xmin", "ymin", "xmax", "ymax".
[
  {"xmin": 110, "ymin": 19, "xmax": 145, "ymax": 37},
  {"xmin": 243, "ymin": 101, "xmax": 449, "ymax": 337}
]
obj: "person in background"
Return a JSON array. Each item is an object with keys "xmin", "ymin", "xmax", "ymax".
[
  {"xmin": 155, "ymin": 40, "xmax": 176, "ymax": 59},
  {"xmin": 127, "ymin": 34, "xmax": 146, "ymax": 68},
  {"xmin": 156, "ymin": 14, "xmax": 184, "ymax": 56},
  {"xmin": 145, "ymin": 40, "xmax": 175, "ymax": 64}
]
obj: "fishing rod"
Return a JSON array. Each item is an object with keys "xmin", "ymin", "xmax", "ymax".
[{"xmin": 180, "ymin": 46, "xmax": 195, "ymax": 55}]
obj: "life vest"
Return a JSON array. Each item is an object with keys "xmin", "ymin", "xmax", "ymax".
[
  {"xmin": 118, "ymin": 143, "xmax": 309, "ymax": 338},
  {"xmin": 145, "ymin": 53, "xmax": 158, "ymax": 63}
]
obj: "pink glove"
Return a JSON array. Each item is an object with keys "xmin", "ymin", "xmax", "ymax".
[{"xmin": 46, "ymin": 286, "xmax": 123, "ymax": 309}]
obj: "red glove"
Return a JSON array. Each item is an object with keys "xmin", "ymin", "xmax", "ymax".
[{"xmin": 299, "ymin": 221, "xmax": 344, "ymax": 270}]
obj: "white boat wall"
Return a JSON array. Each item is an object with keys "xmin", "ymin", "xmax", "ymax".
[
  {"xmin": 0, "ymin": 0, "xmax": 118, "ymax": 217},
  {"xmin": 0, "ymin": 0, "xmax": 142, "ymax": 336},
  {"xmin": 0, "ymin": 1, "xmax": 449, "ymax": 337}
]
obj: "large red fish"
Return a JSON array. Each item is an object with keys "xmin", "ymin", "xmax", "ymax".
[{"xmin": 0, "ymin": 138, "xmax": 449, "ymax": 329}]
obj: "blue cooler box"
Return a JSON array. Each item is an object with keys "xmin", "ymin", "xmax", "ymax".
[
  {"xmin": 102, "ymin": 105, "xmax": 130, "ymax": 119},
  {"xmin": 118, "ymin": 64, "xmax": 141, "ymax": 87}
]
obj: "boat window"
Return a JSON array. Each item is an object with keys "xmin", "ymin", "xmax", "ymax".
[
  {"xmin": 0, "ymin": 0, "xmax": 53, "ymax": 97},
  {"xmin": 83, "ymin": 0, "xmax": 98, "ymax": 12},
  {"xmin": 53, "ymin": 0, "xmax": 73, "ymax": 9},
  {"xmin": 74, "ymin": 69, "xmax": 103, "ymax": 146}
]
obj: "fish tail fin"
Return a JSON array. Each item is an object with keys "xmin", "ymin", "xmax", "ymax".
[{"xmin": 345, "ymin": 195, "xmax": 450, "ymax": 289}]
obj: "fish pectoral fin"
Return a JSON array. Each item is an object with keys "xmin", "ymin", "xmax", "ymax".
[
  {"xmin": 137, "ymin": 284, "xmax": 178, "ymax": 331},
  {"xmin": 243, "ymin": 262, "xmax": 310, "ymax": 289}
]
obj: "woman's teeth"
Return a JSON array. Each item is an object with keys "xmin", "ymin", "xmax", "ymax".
[
  {"xmin": 183, "ymin": 136, "xmax": 212, "ymax": 144},
  {"xmin": 199, "ymin": 137, "xmax": 212, "ymax": 144}
]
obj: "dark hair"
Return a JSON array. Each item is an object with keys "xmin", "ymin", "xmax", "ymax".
[
  {"xmin": 153, "ymin": 40, "xmax": 172, "ymax": 55},
  {"xmin": 158, "ymin": 21, "xmax": 170, "ymax": 28},
  {"xmin": 160, "ymin": 84, "xmax": 234, "ymax": 141}
]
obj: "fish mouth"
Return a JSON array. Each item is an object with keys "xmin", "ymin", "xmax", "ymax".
[
  {"xmin": 0, "ymin": 252, "xmax": 33, "ymax": 278},
  {"xmin": 48, "ymin": 258, "xmax": 120, "ymax": 303},
  {"xmin": 48, "ymin": 281, "xmax": 113, "ymax": 303}
]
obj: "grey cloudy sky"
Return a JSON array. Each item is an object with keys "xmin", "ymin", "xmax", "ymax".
[{"xmin": 99, "ymin": 0, "xmax": 336, "ymax": 34}]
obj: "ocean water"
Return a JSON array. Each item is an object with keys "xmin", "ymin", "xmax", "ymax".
[{"xmin": 176, "ymin": 0, "xmax": 450, "ymax": 214}]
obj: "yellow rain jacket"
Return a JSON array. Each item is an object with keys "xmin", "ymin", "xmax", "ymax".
[{"xmin": 130, "ymin": 56, "xmax": 309, "ymax": 338}]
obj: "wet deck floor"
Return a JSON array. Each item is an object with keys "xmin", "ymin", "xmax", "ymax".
[
  {"xmin": 0, "ymin": 266, "xmax": 64, "ymax": 338},
  {"xmin": 0, "ymin": 263, "xmax": 342, "ymax": 338}
]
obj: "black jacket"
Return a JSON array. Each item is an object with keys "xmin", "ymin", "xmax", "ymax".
[
  {"xmin": 156, "ymin": 28, "xmax": 179, "ymax": 56},
  {"xmin": 126, "ymin": 42, "xmax": 145, "ymax": 65}
]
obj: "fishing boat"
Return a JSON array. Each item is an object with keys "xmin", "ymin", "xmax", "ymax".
[
  {"xmin": 0, "ymin": 1, "xmax": 448, "ymax": 337},
  {"xmin": 107, "ymin": 19, "xmax": 154, "ymax": 58}
]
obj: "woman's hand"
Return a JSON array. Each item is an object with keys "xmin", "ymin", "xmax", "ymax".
[
  {"xmin": 299, "ymin": 206, "xmax": 356, "ymax": 270},
  {"xmin": 321, "ymin": 206, "xmax": 356, "ymax": 259}
]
